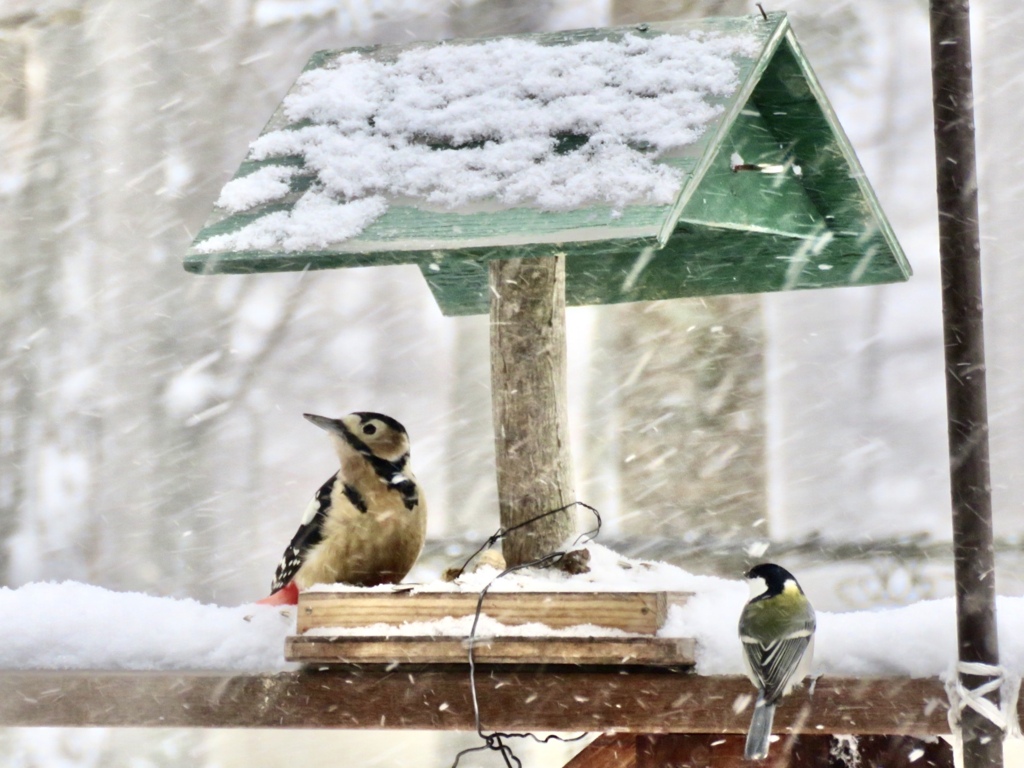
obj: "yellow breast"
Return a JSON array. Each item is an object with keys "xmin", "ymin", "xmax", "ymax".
[{"xmin": 295, "ymin": 477, "xmax": 427, "ymax": 589}]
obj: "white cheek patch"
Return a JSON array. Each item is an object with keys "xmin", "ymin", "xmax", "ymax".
[{"xmin": 747, "ymin": 576, "xmax": 769, "ymax": 599}]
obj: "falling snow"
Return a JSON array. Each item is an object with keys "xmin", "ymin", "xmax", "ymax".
[{"xmin": 7, "ymin": 0, "xmax": 1024, "ymax": 763}]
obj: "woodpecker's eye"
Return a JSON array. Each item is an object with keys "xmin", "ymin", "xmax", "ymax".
[{"xmin": 363, "ymin": 423, "xmax": 378, "ymax": 435}]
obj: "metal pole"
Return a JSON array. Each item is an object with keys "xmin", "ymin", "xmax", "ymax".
[{"xmin": 928, "ymin": 2, "xmax": 1002, "ymax": 766}]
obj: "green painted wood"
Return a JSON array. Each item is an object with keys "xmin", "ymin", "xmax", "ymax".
[
  {"xmin": 419, "ymin": 225, "xmax": 907, "ymax": 316},
  {"xmin": 184, "ymin": 12, "xmax": 911, "ymax": 315},
  {"xmin": 417, "ymin": 18, "xmax": 911, "ymax": 315},
  {"xmin": 680, "ymin": 105, "xmax": 827, "ymax": 239},
  {"xmin": 188, "ymin": 201, "xmax": 671, "ymax": 275}
]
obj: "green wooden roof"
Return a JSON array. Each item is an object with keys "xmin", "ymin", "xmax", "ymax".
[{"xmin": 185, "ymin": 12, "xmax": 910, "ymax": 316}]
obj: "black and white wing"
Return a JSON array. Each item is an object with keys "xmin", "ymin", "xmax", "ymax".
[
  {"xmin": 741, "ymin": 628, "xmax": 813, "ymax": 703},
  {"xmin": 270, "ymin": 472, "xmax": 337, "ymax": 593}
]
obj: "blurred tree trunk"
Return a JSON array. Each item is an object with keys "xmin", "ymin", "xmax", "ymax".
[
  {"xmin": 445, "ymin": 316, "xmax": 499, "ymax": 538},
  {"xmin": 594, "ymin": 298, "xmax": 766, "ymax": 545},
  {"xmin": 611, "ymin": 0, "xmax": 745, "ymax": 24},
  {"xmin": 0, "ymin": 10, "xmax": 106, "ymax": 584},
  {"xmin": 762, "ymin": 4, "xmax": 948, "ymax": 543},
  {"xmin": 0, "ymin": 34, "xmax": 31, "ymax": 578},
  {"xmin": 593, "ymin": 0, "xmax": 766, "ymax": 555},
  {"xmin": 980, "ymin": 0, "xmax": 1024, "ymax": 537},
  {"xmin": 87, "ymin": 0, "xmax": 233, "ymax": 599},
  {"xmin": 450, "ymin": 0, "xmax": 553, "ymax": 37}
]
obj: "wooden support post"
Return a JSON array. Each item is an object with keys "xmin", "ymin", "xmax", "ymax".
[
  {"xmin": 563, "ymin": 734, "xmax": 953, "ymax": 768},
  {"xmin": 489, "ymin": 255, "xmax": 576, "ymax": 567},
  {"xmin": 564, "ymin": 734, "xmax": 638, "ymax": 768},
  {"xmin": 0, "ymin": 672, "xmax": 980, "ymax": 732},
  {"xmin": 928, "ymin": 2, "xmax": 1003, "ymax": 767},
  {"xmin": 635, "ymin": 733, "xmax": 806, "ymax": 768},
  {"xmin": 855, "ymin": 735, "xmax": 955, "ymax": 768}
]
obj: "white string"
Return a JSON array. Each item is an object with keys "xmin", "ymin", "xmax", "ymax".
[{"xmin": 944, "ymin": 661, "xmax": 1021, "ymax": 739}]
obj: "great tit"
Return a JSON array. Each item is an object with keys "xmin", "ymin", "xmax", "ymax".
[{"xmin": 738, "ymin": 563, "xmax": 816, "ymax": 760}]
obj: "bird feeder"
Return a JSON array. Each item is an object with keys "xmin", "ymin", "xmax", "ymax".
[
  {"xmin": 183, "ymin": 21, "xmax": 920, "ymax": 755},
  {"xmin": 185, "ymin": 10, "xmax": 909, "ymax": 570},
  {"xmin": 185, "ymin": 12, "xmax": 908, "ymax": 313}
]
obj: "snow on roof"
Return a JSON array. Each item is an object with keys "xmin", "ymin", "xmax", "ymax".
[
  {"xmin": 195, "ymin": 30, "xmax": 759, "ymax": 254},
  {"xmin": 3, "ymin": 543, "xmax": 1021, "ymax": 676}
]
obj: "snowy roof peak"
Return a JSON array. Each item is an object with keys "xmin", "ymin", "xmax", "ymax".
[{"xmin": 186, "ymin": 13, "xmax": 910, "ymax": 315}]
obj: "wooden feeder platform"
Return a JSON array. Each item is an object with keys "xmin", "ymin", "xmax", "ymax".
[
  {"xmin": 0, "ymin": 669, "xmax": 962, "ymax": 766},
  {"xmin": 287, "ymin": 589, "xmax": 695, "ymax": 667},
  {"xmin": 0, "ymin": 669, "xmax": 969, "ymax": 734}
]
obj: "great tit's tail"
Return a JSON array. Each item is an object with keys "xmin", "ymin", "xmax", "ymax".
[{"xmin": 744, "ymin": 691, "xmax": 776, "ymax": 760}]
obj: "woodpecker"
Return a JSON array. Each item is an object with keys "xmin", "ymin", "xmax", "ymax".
[{"xmin": 258, "ymin": 412, "xmax": 426, "ymax": 606}]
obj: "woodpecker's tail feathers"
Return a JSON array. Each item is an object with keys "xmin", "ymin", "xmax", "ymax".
[
  {"xmin": 744, "ymin": 692, "xmax": 775, "ymax": 760},
  {"xmin": 257, "ymin": 581, "xmax": 299, "ymax": 606}
]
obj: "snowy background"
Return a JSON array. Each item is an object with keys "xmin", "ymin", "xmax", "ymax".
[{"xmin": 3, "ymin": 0, "xmax": 1024, "ymax": 765}]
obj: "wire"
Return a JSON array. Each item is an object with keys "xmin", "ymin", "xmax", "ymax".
[
  {"xmin": 450, "ymin": 501, "xmax": 602, "ymax": 768},
  {"xmin": 446, "ymin": 501, "xmax": 601, "ymax": 582}
]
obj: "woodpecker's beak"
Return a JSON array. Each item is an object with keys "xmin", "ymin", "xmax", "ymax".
[{"xmin": 303, "ymin": 413, "xmax": 346, "ymax": 436}]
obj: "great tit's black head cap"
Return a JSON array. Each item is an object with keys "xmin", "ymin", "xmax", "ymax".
[{"xmin": 746, "ymin": 563, "xmax": 802, "ymax": 594}]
